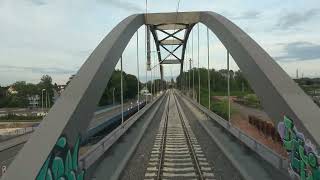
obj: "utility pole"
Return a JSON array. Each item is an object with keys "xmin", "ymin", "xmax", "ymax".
[
  {"xmin": 207, "ymin": 27, "xmax": 211, "ymax": 110},
  {"xmin": 45, "ymin": 90, "xmax": 48, "ymax": 109},
  {"xmin": 48, "ymin": 91, "xmax": 51, "ymax": 108},
  {"xmin": 112, "ymin": 88, "xmax": 115, "ymax": 105},
  {"xmin": 189, "ymin": 58, "xmax": 192, "ymax": 95},
  {"xmin": 120, "ymin": 56, "xmax": 124, "ymax": 124},
  {"xmin": 197, "ymin": 23, "xmax": 200, "ymax": 104},
  {"xmin": 227, "ymin": 50, "xmax": 231, "ymax": 122},
  {"xmin": 41, "ymin": 89, "xmax": 45, "ymax": 112},
  {"xmin": 192, "ymin": 29, "xmax": 195, "ymax": 100},
  {"xmin": 136, "ymin": 31, "xmax": 140, "ymax": 111}
]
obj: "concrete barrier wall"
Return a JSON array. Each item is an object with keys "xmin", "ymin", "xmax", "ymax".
[{"xmin": 79, "ymin": 94, "xmax": 164, "ymax": 170}]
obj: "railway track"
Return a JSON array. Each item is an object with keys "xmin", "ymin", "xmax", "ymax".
[{"xmin": 144, "ymin": 90, "xmax": 215, "ymax": 180}]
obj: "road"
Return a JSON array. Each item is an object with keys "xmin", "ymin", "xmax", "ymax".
[
  {"xmin": 0, "ymin": 134, "xmax": 31, "ymax": 176},
  {"xmin": 88, "ymin": 100, "xmax": 137, "ymax": 129},
  {"xmin": 0, "ymin": 101, "xmax": 138, "ymax": 176}
]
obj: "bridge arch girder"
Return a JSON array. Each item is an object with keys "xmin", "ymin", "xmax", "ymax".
[{"xmin": 3, "ymin": 11, "xmax": 320, "ymax": 180}]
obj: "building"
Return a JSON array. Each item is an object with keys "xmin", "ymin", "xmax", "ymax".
[
  {"xmin": 27, "ymin": 95, "xmax": 40, "ymax": 108},
  {"xmin": 7, "ymin": 86, "xmax": 18, "ymax": 95},
  {"xmin": 140, "ymin": 87, "xmax": 150, "ymax": 95}
]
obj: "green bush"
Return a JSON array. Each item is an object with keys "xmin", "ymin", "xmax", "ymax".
[
  {"xmin": 0, "ymin": 113, "xmax": 42, "ymax": 121},
  {"xmin": 210, "ymin": 98, "xmax": 233, "ymax": 120},
  {"xmin": 243, "ymin": 94, "xmax": 261, "ymax": 108}
]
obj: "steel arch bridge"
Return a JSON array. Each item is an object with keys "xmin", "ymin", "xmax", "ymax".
[{"xmin": 3, "ymin": 11, "xmax": 320, "ymax": 180}]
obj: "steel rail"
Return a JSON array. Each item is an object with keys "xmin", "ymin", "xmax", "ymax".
[
  {"xmin": 173, "ymin": 92, "xmax": 204, "ymax": 180},
  {"xmin": 156, "ymin": 94, "xmax": 170, "ymax": 180}
]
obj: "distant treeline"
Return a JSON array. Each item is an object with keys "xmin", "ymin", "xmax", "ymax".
[
  {"xmin": 176, "ymin": 68, "xmax": 253, "ymax": 93},
  {"xmin": 294, "ymin": 78, "xmax": 320, "ymax": 96},
  {"xmin": 0, "ymin": 75, "xmax": 53, "ymax": 108},
  {"xmin": 98, "ymin": 70, "xmax": 167, "ymax": 106},
  {"xmin": 0, "ymin": 71, "xmax": 168, "ymax": 108},
  {"xmin": 294, "ymin": 77, "xmax": 320, "ymax": 86}
]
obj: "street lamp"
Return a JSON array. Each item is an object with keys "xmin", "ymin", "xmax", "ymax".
[
  {"xmin": 41, "ymin": 89, "xmax": 45, "ymax": 112},
  {"xmin": 112, "ymin": 88, "xmax": 115, "ymax": 105}
]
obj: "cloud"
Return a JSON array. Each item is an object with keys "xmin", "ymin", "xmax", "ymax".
[
  {"xmin": 276, "ymin": 41, "xmax": 320, "ymax": 61},
  {"xmin": 98, "ymin": 0, "xmax": 143, "ymax": 12},
  {"xmin": 233, "ymin": 10, "xmax": 261, "ymax": 20},
  {"xmin": 0, "ymin": 65, "xmax": 76, "ymax": 75},
  {"xmin": 276, "ymin": 8, "xmax": 320, "ymax": 29},
  {"xmin": 29, "ymin": 0, "xmax": 47, "ymax": 6}
]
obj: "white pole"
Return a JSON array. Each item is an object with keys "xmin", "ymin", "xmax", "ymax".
[
  {"xmin": 227, "ymin": 50, "xmax": 231, "ymax": 122},
  {"xmin": 145, "ymin": 25, "xmax": 148, "ymax": 104},
  {"xmin": 197, "ymin": 23, "xmax": 200, "ymax": 104},
  {"xmin": 120, "ymin": 56, "xmax": 124, "ymax": 124},
  {"xmin": 41, "ymin": 90, "xmax": 44, "ymax": 112},
  {"xmin": 151, "ymin": 68, "xmax": 153, "ymax": 97},
  {"xmin": 192, "ymin": 30, "xmax": 195, "ymax": 100},
  {"xmin": 207, "ymin": 27, "xmax": 211, "ymax": 110},
  {"xmin": 136, "ymin": 31, "xmax": 140, "ymax": 111},
  {"xmin": 189, "ymin": 58, "xmax": 191, "ymax": 96},
  {"xmin": 113, "ymin": 88, "xmax": 115, "ymax": 105},
  {"xmin": 48, "ymin": 90, "xmax": 51, "ymax": 108},
  {"xmin": 45, "ymin": 90, "xmax": 48, "ymax": 109},
  {"xmin": 188, "ymin": 42, "xmax": 191, "ymax": 94},
  {"xmin": 151, "ymin": 41, "xmax": 153, "ymax": 98},
  {"xmin": 185, "ymin": 57, "xmax": 188, "ymax": 93}
]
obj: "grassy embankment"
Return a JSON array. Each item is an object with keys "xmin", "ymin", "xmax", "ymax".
[
  {"xmin": 191, "ymin": 87, "xmax": 259, "ymax": 119},
  {"xmin": 194, "ymin": 88, "xmax": 236, "ymax": 119}
]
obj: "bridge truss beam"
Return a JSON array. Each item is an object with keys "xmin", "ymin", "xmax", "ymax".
[{"xmin": 148, "ymin": 21, "xmax": 194, "ymax": 77}]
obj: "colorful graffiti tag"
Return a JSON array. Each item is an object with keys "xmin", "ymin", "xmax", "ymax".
[
  {"xmin": 36, "ymin": 136, "xmax": 85, "ymax": 180},
  {"xmin": 278, "ymin": 115, "xmax": 320, "ymax": 180}
]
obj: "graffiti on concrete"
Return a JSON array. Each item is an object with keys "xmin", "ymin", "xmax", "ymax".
[
  {"xmin": 36, "ymin": 136, "xmax": 84, "ymax": 180},
  {"xmin": 278, "ymin": 115, "xmax": 320, "ymax": 180}
]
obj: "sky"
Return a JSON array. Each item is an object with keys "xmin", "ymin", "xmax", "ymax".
[{"xmin": 0, "ymin": 0, "xmax": 320, "ymax": 85}]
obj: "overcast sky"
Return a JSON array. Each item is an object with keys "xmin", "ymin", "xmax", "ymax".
[{"xmin": 0, "ymin": 0, "xmax": 320, "ymax": 85}]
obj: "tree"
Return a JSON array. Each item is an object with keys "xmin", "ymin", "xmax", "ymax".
[
  {"xmin": 0, "ymin": 85, "xmax": 6, "ymax": 98},
  {"xmin": 234, "ymin": 70, "xmax": 252, "ymax": 93},
  {"xmin": 38, "ymin": 75, "xmax": 54, "ymax": 107},
  {"xmin": 125, "ymin": 74, "xmax": 138, "ymax": 99},
  {"xmin": 0, "ymin": 85, "xmax": 10, "ymax": 108},
  {"xmin": 99, "ymin": 70, "xmax": 128, "ymax": 106},
  {"xmin": 176, "ymin": 68, "xmax": 253, "ymax": 94}
]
